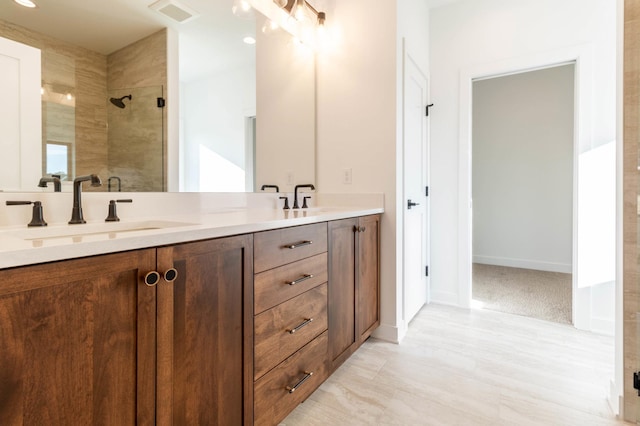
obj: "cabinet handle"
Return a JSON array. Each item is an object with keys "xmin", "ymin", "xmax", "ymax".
[
  {"xmin": 143, "ymin": 271, "xmax": 161, "ymax": 287},
  {"xmin": 286, "ymin": 371, "xmax": 314, "ymax": 393},
  {"xmin": 286, "ymin": 274, "xmax": 314, "ymax": 285},
  {"xmin": 285, "ymin": 240, "xmax": 313, "ymax": 249},
  {"xmin": 163, "ymin": 268, "xmax": 178, "ymax": 283},
  {"xmin": 287, "ymin": 318, "xmax": 313, "ymax": 334},
  {"xmin": 353, "ymin": 226, "xmax": 366, "ymax": 233}
]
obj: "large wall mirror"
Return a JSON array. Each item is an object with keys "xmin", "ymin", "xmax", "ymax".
[{"xmin": 0, "ymin": 0, "xmax": 315, "ymax": 193}]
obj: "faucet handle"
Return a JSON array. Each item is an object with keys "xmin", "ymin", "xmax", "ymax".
[
  {"xmin": 6, "ymin": 200, "xmax": 47, "ymax": 227},
  {"xmin": 302, "ymin": 196, "xmax": 311, "ymax": 209},
  {"xmin": 105, "ymin": 199, "xmax": 133, "ymax": 222},
  {"xmin": 279, "ymin": 196, "xmax": 290, "ymax": 210}
]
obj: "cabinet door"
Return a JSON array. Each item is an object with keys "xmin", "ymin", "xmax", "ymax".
[
  {"xmin": 328, "ymin": 218, "xmax": 358, "ymax": 369},
  {"xmin": 156, "ymin": 235, "xmax": 253, "ymax": 426},
  {"xmin": 357, "ymin": 215, "xmax": 381, "ymax": 342},
  {"xmin": 0, "ymin": 250, "xmax": 157, "ymax": 425}
]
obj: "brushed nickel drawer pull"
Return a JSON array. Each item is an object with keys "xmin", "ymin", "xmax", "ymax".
[
  {"xmin": 286, "ymin": 371, "xmax": 314, "ymax": 393},
  {"xmin": 286, "ymin": 274, "xmax": 314, "ymax": 285},
  {"xmin": 285, "ymin": 240, "xmax": 313, "ymax": 249},
  {"xmin": 287, "ymin": 318, "xmax": 313, "ymax": 334}
]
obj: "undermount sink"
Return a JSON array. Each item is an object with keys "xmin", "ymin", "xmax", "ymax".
[{"xmin": 3, "ymin": 220, "xmax": 198, "ymax": 245}]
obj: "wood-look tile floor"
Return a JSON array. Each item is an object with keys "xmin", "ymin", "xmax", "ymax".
[{"xmin": 281, "ymin": 304, "xmax": 626, "ymax": 425}]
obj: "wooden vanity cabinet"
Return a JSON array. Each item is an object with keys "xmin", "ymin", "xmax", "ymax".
[
  {"xmin": 0, "ymin": 250, "xmax": 158, "ymax": 425},
  {"xmin": 328, "ymin": 215, "xmax": 380, "ymax": 371},
  {"xmin": 0, "ymin": 215, "xmax": 379, "ymax": 425},
  {"xmin": 0, "ymin": 234, "xmax": 253, "ymax": 426},
  {"xmin": 155, "ymin": 234, "xmax": 254, "ymax": 426},
  {"xmin": 356, "ymin": 215, "xmax": 381, "ymax": 343}
]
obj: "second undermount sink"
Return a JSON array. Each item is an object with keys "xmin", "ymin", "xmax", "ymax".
[{"xmin": 4, "ymin": 220, "xmax": 198, "ymax": 244}]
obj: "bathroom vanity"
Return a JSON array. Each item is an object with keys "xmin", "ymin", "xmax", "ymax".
[{"xmin": 0, "ymin": 200, "xmax": 381, "ymax": 425}]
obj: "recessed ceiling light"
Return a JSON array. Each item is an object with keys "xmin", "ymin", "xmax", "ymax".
[
  {"xmin": 14, "ymin": 0, "xmax": 37, "ymax": 8},
  {"xmin": 243, "ymin": 36, "xmax": 256, "ymax": 45}
]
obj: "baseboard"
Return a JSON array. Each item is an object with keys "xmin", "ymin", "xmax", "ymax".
[
  {"xmin": 590, "ymin": 316, "xmax": 615, "ymax": 336},
  {"xmin": 430, "ymin": 290, "xmax": 459, "ymax": 306},
  {"xmin": 372, "ymin": 322, "xmax": 404, "ymax": 344},
  {"xmin": 608, "ymin": 378, "xmax": 622, "ymax": 417},
  {"xmin": 473, "ymin": 255, "xmax": 572, "ymax": 273}
]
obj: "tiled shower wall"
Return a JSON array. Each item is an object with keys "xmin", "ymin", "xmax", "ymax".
[{"xmin": 107, "ymin": 29, "xmax": 167, "ymax": 192}]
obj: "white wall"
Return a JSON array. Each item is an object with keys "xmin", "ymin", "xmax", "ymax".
[
  {"xmin": 472, "ymin": 65, "xmax": 574, "ymax": 273},
  {"xmin": 181, "ymin": 64, "xmax": 255, "ymax": 192},
  {"xmin": 429, "ymin": 0, "xmax": 616, "ymax": 305},
  {"xmin": 316, "ymin": 0, "xmax": 429, "ymax": 342},
  {"xmin": 255, "ymin": 27, "xmax": 315, "ymax": 192}
]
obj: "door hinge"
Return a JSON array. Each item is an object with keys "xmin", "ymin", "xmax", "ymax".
[
  {"xmin": 425, "ymin": 266, "xmax": 429, "ymax": 277},
  {"xmin": 425, "ymin": 186, "xmax": 429, "ymax": 197},
  {"xmin": 635, "ymin": 372, "xmax": 640, "ymax": 396},
  {"xmin": 425, "ymin": 103, "xmax": 434, "ymax": 117}
]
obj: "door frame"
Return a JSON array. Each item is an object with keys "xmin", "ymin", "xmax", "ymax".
[{"xmin": 457, "ymin": 44, "xmax": 595, "ymax": 327}]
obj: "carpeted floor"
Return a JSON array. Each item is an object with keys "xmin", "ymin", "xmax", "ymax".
[{"xmin": 472, "ymin": 263, "xmax": 572, "ymax": 324}]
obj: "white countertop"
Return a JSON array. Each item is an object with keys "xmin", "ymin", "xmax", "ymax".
[{"xmin": 0, "ymin": 205, "xmax": 383, "ymax": 269}]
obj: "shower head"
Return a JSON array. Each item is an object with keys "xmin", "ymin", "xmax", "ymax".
[{"xmin": 110, "ymin": 94, "xmax": 132, "ymax": 109}]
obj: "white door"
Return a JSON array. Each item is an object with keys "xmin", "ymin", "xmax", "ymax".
[
  {"xmin": 403, "ymin": 50, "xmax": 429, "ymax": 325},
  {"xmin": 0, "ymin": 36, "xmax": 41, "ymax": 191}
]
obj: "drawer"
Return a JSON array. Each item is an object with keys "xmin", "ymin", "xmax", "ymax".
[
  {"xmin": 255, "ymin": 253, "xmax": 328, "ymax": 314},
  {"xmin": 254, "ymin": 332, "xmax": 328, "ymax": 426},
  {"xmin": 254, "ymin": 223, "xmax": 328, "ymax": 273},
  {"xmin": 254, "ymin": 284, "xmax": 328, "ymax": 380}
]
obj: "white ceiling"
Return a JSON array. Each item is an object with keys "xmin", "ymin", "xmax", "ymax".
[{"xmin": 0, "ymin": 0, "xmax": 257, "ymax": 82}]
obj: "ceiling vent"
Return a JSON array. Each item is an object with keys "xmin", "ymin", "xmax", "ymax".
[{"xmin": 149, "ymin": 0, "xmax": 200, "ymax": 23}]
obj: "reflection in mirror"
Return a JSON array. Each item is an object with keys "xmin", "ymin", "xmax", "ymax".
[
  {"xmin": 108, "ymin": 85, "xmax": 164, "ymax": 192},
  {"xmin": 0, "ymin": 0, "xmax": 315, "ymax": 193}
]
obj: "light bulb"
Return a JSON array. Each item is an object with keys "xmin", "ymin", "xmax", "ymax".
[
  {"xmin": 261, "ymin": 19, "xmax": 280, "ymax": 35},
  {"xmin": 66, "ymin": 93, "xmax": 72, "ymax": 100},
  {"xmin": 292, "ymin": 0, "xmax": 307, "ymax": 21},
  {"xmin": 231, "ymin": 0, "xmax": 254, "ymax": 19}
]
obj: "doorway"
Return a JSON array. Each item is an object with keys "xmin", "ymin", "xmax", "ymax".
[{"xmin": 471, "ymin": 64, "xmax": 575, "ymax": 324}]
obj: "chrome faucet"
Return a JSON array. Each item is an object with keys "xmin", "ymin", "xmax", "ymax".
[
  {"xmin": 38, "ymin": 175, "xmax": 61, "ymax": 192},
  {"xmin": 293, "ymin": 184, "xmax": 315, "ymax": 209},
  {"xmin": 69, "ymin": 174, "xmax": 102, "ymax": 224}
]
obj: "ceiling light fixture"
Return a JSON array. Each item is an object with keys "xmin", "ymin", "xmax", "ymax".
[
  {"xmin": 243, "ymin": 36, "xmax": 256, "ymax": 45},
  {"xmin": 14, "ymin": 0, "xmax": 37, "ymax": 8},
  {"xmin": 280, "ymin": 0, "xmax": 325, "ymax": 27},
  {"xmin": 244, "ymin": 0, "xmax": 326, "ymax": 47}
]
